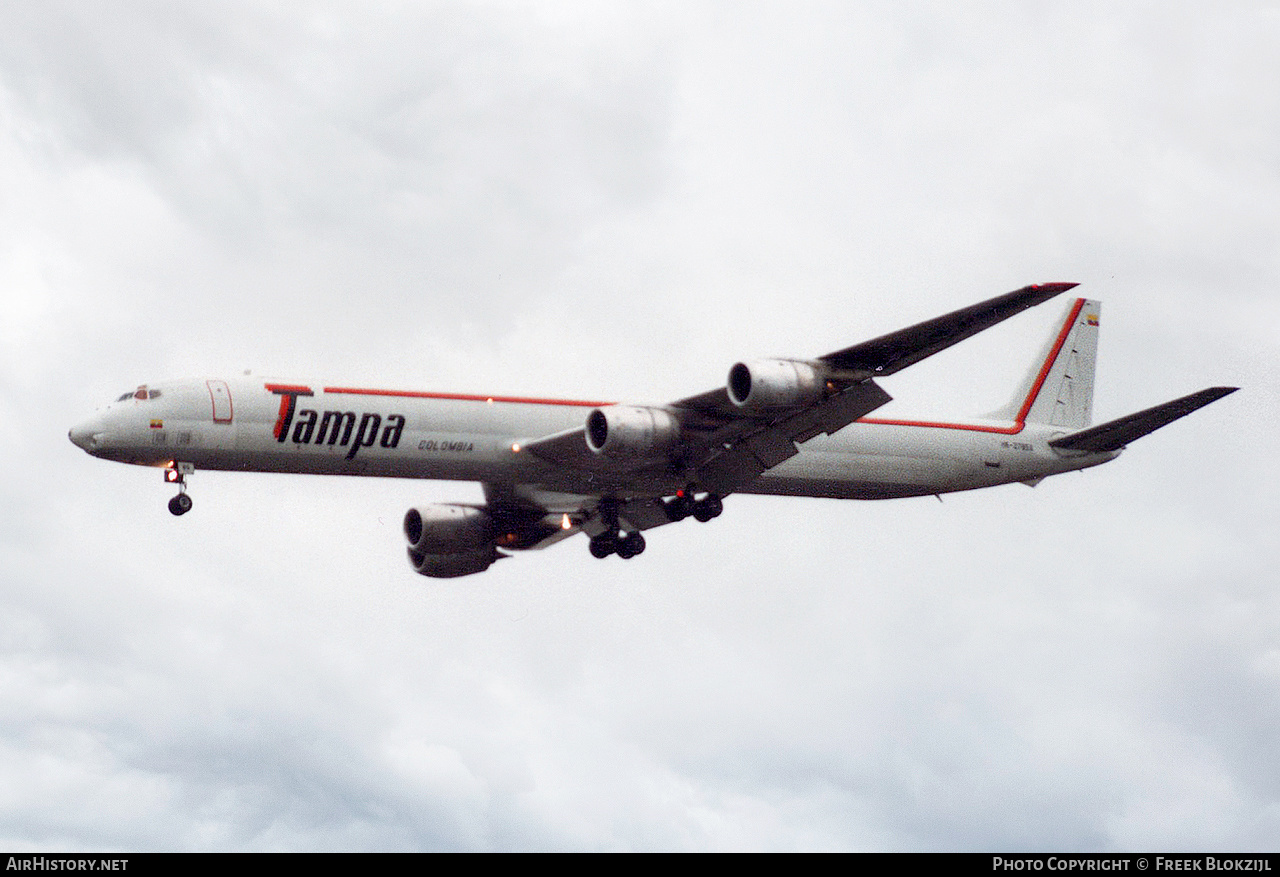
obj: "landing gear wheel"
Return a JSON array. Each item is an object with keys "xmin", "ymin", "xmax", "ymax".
[
  {"xmin": 589, "ymin": 532, "xmax": 617, "ymax": 559},
  {"xmin": 693, "ymin": 494, "xmax": 723, "ymax": 522},
  {"xmin": 616, "ymin": 531, "xmax": 646, "ymax": 559},
  {"xmin": 164, "ymin": 463, "xmax": 194, "ymax": 517},
  {"xmin": 664, "ymin": 494, "xmax": 694, "ymax": 522}
]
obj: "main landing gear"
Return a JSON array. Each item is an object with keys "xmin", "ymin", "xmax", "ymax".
[
  {"xmin": 165, "ymin": 462, "xmax": 195, "ymax": 516},
  {"xmin": 586, "ymin": 489, "xmax": 724, "ymax": 560},
  {"xmin": 663, "ymin": 489, "xmax": 723, "ymax": 523},
  {"xmin": 589, "ymin": 529, "xmax": 646, "ymax": 560},
  {"xmin": 588, "ymin": 497, "xmax": 646, "ymax": 560}
]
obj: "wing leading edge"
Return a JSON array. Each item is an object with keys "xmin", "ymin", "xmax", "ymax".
[{"xmin": 819, "ymin": 282, "xmax": 1079, "ymax": 376}]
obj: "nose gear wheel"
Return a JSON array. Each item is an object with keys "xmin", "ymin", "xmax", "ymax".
[{"xmin": 165, "ymin": 462, "xmax": 195, "ymax": 516}]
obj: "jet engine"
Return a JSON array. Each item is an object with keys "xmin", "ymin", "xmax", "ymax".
[
  {"xmin": 404, "ymin": 504, "xmax": 499, "ymax": 578},
  {"xmin": 585, "ymin": 405, "xmax": 680, "ymax": 458},
  {"xmin": 727, "ymin": 359, "xmax": 824, "ymax": 410}
]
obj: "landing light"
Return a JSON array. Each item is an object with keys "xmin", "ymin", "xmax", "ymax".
[
  {"xmin": 164, "ymin": 469, "xmax": 179, "ymax": 483},
  {"xmin": 561, "ymin": 513, "xmax": 572, "ymax": 530},
  {"xmin": 511, "ymin": 443, "xmax": 521, "ymax": 453}
]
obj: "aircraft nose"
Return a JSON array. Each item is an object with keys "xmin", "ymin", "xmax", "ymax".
[{"xmin": 69, "ymin": 418, "xmax": 104, "ymax": 452}]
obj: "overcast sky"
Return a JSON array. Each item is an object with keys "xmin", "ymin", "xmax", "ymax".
[{"xmin": 2, "ymin": 2, "xmax": 1278, "ymax": 851}]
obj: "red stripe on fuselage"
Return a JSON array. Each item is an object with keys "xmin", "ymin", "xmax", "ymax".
[
  {"xmin": 855, "ymin": 417, "xmax": 1027, "ymax": 435},
  {"xmin": 322, "ymin": 387, "xmax": 611, "ymax": 407},
  {"xmin": 857, "ymin": 297, "xmax": 1086, "ymax": 435}
]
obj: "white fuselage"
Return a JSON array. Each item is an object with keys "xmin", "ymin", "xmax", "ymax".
[{"xmin": 69, "ymin": 376, "xmax": 1117, "ymax": 504}]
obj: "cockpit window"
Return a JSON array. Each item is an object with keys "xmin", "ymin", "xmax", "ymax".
[{"xmin": 148, "ymin": 389, "xmax": 162, "ymax": 399}]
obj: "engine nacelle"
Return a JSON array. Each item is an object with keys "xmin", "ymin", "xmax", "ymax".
[
  {"xmin": 403, "ymin": 504, "xmax": 499, "ymax": 578},
  {"xmin": 404, "ymin": 504, "xmax": 494, "ymax": 554},
  {"xmin": 727, "ymin": 359, "xmax": 824, "ymax": 410},
  {"xmin": 585, "ymin": 405, "xmax": 680, "ymax": 458},
  {"xmin": 406, "ymin": 545, "xmax": 499, "ymax": 578}
]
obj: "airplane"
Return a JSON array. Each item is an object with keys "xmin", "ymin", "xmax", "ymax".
[{"xmin": 68, "ymin": 283, "xmax": 1237, "ymax": 578}]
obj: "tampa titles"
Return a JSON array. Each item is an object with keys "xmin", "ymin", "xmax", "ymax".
[{"xmin": 267, "ymin": 384, "xmax": 405, "ymax": 460}]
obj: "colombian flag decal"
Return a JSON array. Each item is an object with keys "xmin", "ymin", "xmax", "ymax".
[
  {"xmin": 150, "ymin": 419, "xmax": 164, "ymax": 429},
  {"xmin": 1086, "ymin": 314, "xmax": 1099, "ymax": 326}
]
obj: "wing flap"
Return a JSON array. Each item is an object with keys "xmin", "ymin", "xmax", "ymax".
[
  {"xmin": 697, "ymin": 380, "xmax": 892, "ymax": 495},
  {"xmin": 1048, "ymin": 387, "xmax": 1238, "ymax": 453}
]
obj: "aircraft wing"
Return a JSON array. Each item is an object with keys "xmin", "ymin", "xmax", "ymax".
[
  {"xmin": 519, "ymin": 376, "xmax": 893, "ymax": 496},
  {"xmin": 681, "ymin": 379, "xmax": 892, "ymax": 495},
  {"xmin": 523, "ymin": 282, "xmax": 1077, "ymax": 495},
  {"xmin": 818, "ymin": 282, "xmax": 1078, "ymax": 376},
  {"xmin": 483, "ymin": 482, "xmax": 677, "ymax": 541}
]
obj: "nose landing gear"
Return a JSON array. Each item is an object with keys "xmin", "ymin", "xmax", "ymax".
[{"xmin": 165, "ymin": 462, "xmax": 195, "ymax": 516}]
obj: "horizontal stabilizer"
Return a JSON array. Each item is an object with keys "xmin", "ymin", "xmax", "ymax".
[
  {"xmin": 1048, "ymin": 387, "xmax": 1238, "ymax": 453},
  {"xmin": 820, "ymin": 282, "xmax": 1078, "ymax": 377}
]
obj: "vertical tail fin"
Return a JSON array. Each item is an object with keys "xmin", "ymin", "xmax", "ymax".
[{"xmin": 989, "ymin": 297, "xmax": 1100, "ymax": 428}]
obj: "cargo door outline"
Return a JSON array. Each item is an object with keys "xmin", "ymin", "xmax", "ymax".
[{"xmin": 207, "ymin": 380, "xmax": 233, "ymax": 423}]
